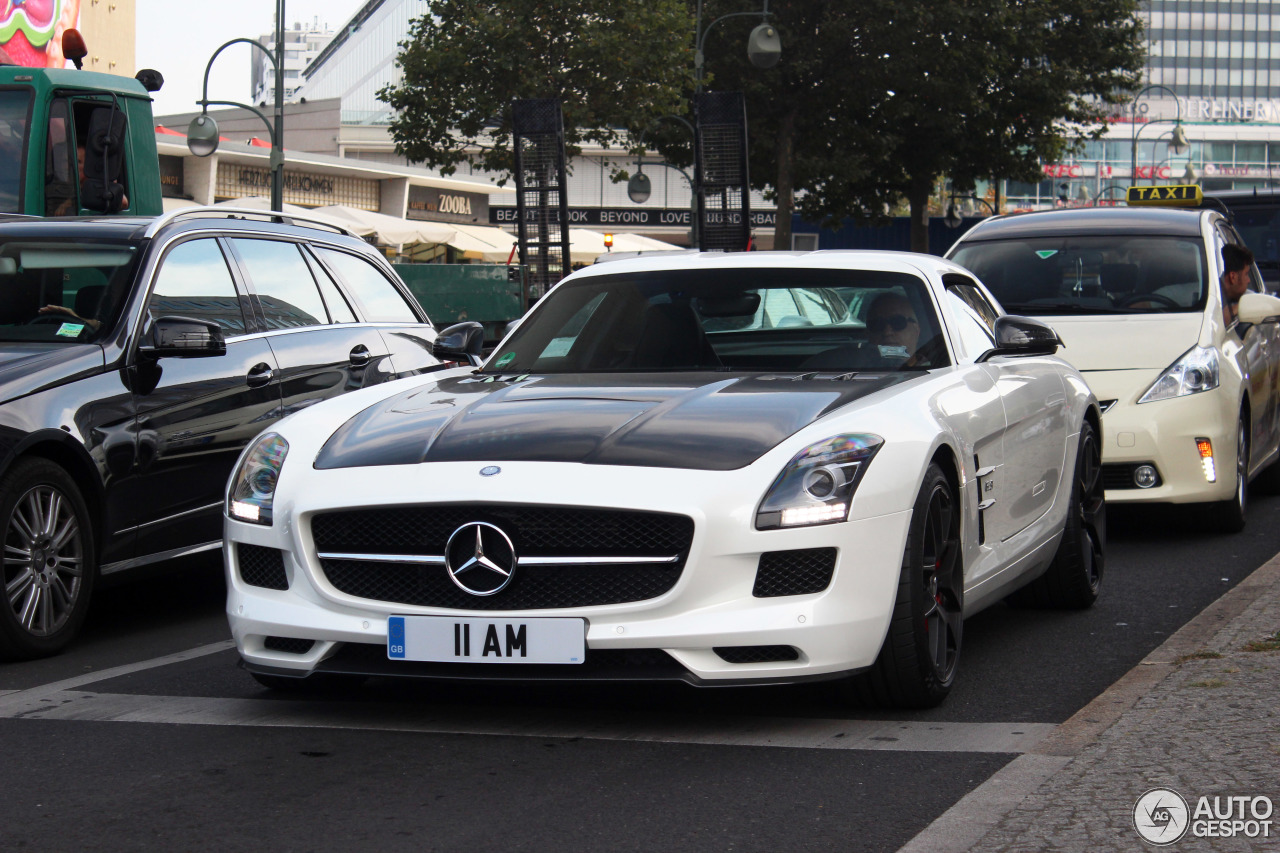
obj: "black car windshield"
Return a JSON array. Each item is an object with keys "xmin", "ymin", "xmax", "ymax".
[
  {"xmin": 0, "ymin": 238, "xmax": 141, "ymax": 343},
  {"xmin": 485, "ymin": 268, "xmax": 948, "ymax": 374},
  {"xmin": 0, "ymin": 90, "xmax": 31, "ymax": 214},
  {"xmin": 950, "ymin": 235, "xmax": 1208, "ymax": 315}
]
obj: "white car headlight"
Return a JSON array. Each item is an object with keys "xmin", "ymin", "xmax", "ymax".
[
  {"xmin": 756, "ymin": 434, "xmax": 883, "ymax": 530},
  {"xmin": 1138, "ymin": 346, "xmax": 1219, "ymax": 404},
  {"xmin": 228, "ymin": 433, "xmax": 289, "ymax": 525}
]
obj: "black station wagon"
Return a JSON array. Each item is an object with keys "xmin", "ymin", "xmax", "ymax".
[{"xmin": 0, "ymin": 208, "xmax": 445, "ymax": 658}]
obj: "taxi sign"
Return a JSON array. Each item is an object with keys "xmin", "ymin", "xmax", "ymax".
[{"xmin": 1126, "ymin": 184, "xmax": 1204, "ymax": 207}]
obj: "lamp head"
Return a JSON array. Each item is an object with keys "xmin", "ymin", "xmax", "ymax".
[
  {"xmin": 943, "ymin": 202, "xmax": 963, "ymax": 229},
  {"xmin": 1169, "ymin": 123, "xmax": 1190, "ymax": 155},
  {"xmin": 1183, "ymin": 163, "xmax": 1199, "ymax": 183},
  {"xmin": 187, "ymin": 114, "xmax": 220, "ymax": 157},
  {"xmin": 627, "ymin": 171, "xmax": 652, "ymax": 204},
  {"xmin": 747, "ymin": 23, "xmax": 781, "ymax": 69}
]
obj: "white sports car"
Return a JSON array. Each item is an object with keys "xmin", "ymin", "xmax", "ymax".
[{"xmin": 224, "ymin": 251, "xmax": 1104, "ymax": 708}]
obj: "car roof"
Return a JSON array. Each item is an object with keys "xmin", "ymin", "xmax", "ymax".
[
  {"xmin": 0, "ymin": 210, "xmax": 375, "ymax": 254},
  {"xmin": 565, "ymin": 249, "xmax": 972, "ymax": 280},
  {"xmin": 954, "ymin": 207, "xmax": 1210, "ymax": 243}
]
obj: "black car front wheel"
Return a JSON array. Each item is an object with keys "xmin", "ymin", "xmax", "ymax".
[
  {"xmin": 842, "ymin": 462, "xmax": 962, "ymax": 709},
  {"xmin": 0, "ymin": 458, "xmax": 96, "ymax": 660}
]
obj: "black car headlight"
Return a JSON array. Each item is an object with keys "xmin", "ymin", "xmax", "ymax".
[
  {"xmin": 228, "ymin": 433, "xmax": 289, "ymax": 525},
  {"xmin": 756, "ymin": 434, "xmax": 883, "ymax": 530}
]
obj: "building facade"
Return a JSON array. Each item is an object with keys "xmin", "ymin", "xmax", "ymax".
[{"xmin": 250, "ymin": 16, "xmax": 336, "ymax": 106}]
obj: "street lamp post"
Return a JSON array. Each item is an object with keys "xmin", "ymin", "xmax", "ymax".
[
  {"xmin": 1130, "ymin": 84, "xmax": 1189, "ymax": 188},
  {"xmin": 694, "ymin": 0, "xmax": 780, "ymax": 94},
  {"xmin": 628, "ymin": 115, "xmax": 699, "ymax": 245},
  {"xmin": 187, "ymin": 0, "xmax": 286, "ymax": 211}
]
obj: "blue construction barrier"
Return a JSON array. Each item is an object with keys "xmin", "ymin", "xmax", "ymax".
[{"xmin": 791, "ymin": 215, "xmax": 986, "ymax": 256}]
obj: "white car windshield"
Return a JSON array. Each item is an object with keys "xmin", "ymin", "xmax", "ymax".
[
  {"xmin": 485, "ymin": 268, "xmax": 949, "ymax": 374},
  {"xmin": 950, "ymin": 235, "xmax": 1208, "ymax": 315}
]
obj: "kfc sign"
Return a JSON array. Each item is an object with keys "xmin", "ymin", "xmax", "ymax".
[{"xmin": 1043, "ymin": 164, "xmax": 1114, "ymax": 179}]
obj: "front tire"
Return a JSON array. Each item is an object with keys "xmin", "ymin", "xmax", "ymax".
[
  {"xmin": 1008, "ymin": 419, "xmax": 1105, "ymax": 609},
  {"xmin": 0, "ymin": 459, "xmax": 96, "ymax": 660},
  {"xmin": 842, "ymin": 463, "xmax": 962, "ymax": 709},
  {"xmin": 1209, "ymin": 415, "xmax": 1248, "ymax": 534}
]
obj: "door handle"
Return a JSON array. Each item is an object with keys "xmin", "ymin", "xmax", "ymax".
[
  {"xmin": 349, "ymin": 344, "xmax": 372, "ymax": 367},
  {"xmin": 246, "ymin": 362, "xmax": 274, "ymax": 388}
]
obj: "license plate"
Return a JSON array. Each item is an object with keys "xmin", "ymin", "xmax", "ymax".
[{"xmin": 387, "ymin": 615, "xmax": 586, "ymax": 664}]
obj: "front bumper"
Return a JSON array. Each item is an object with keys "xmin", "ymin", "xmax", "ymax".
[
  {"xmin": 225, "ymin": 461, "xmax": 916, "ymax": 685},
  {"xmin": 1089, "ymin": 369, "xmax": 1239, "ymax": 505}
]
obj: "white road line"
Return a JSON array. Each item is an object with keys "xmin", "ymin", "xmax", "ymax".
[
  {"xmin": 0, "ymin": 640, "xmax": 234, "ymax": 709},
  {"xmin": 0, "ymin": 687, "xmax": 1057, "ymax": 753}
]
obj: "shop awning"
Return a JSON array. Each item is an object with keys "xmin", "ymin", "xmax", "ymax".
[{"xmin": 311, "ymin": 205, "xmax": 457, "ymax": 246}]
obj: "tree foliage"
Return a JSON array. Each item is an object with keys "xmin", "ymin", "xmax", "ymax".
[
  {"xmin": 698, "ymin": 0, "xmax": 1146, "ymax": 250},
  {"xmin": 378, "ymin": 0, "xmax": 695, "ymax": 179},
  {"xmin": 380, "ymin": 0, "xmax": 1145, "ymax": 252}
]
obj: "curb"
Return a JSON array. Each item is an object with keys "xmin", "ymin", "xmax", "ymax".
[{"xmin": 898, "ymin": 550, "xmax": 1280, "ymax": 853}]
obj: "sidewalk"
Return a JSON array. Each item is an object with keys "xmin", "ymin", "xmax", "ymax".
[{"xmin": 903, "ymin": 552, "xmax": 1280, "ymax": 852}]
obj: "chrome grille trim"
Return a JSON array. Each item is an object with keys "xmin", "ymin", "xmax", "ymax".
[{"xmin": 316, "ymin": 551, "xmax": 678, "ymax": 566}]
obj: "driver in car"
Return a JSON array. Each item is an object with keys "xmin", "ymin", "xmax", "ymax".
[{"xmin": 803, "ymin": 292, "xmax": 931, "ymax": 371}]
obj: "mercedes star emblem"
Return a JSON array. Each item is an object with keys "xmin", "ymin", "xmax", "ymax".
[{"xmin": 444, "ymin": 522, "xmax": 517, "ymax": 596}]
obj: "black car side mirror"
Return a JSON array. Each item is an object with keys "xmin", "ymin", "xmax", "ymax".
[
  {"xmin": 81, "ymin": 106, "xmax": 128, "ymax": 214},
  {"xmin": 139, "ymin": 316, "xmax": 226, "ymax": 359},
  {"xmin": 432, "ymin": 321, "xmax": 486, "ymax": 366},
  {"xmin": 977, "ymin": 315, "xmax": 1063, "ymax": 362}
]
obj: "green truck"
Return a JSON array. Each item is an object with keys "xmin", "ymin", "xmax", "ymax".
[{"xmin": 0, "ymin": 58, "xmax": 164, "ymax": 217}]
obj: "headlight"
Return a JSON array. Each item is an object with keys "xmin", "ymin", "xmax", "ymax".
[
  {"xmin": 1138, "ymin": 346, "xmax": 1219, "ymax": 404},
  {"xmin": 756, "ymin": 434, "xmax": 883, "ymax": 530},
  {"xmin": 228, "ymin": 433, "xmax": 289, "ymax": 525}
]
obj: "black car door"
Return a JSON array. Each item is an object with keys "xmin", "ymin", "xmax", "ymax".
[
  {"xmin": 121, "ymin": 236, "xmax": 282, "ymax": 561},
  {"xmin": 312, "ymin": 245, "xmax": 441, "ymax": 376}
]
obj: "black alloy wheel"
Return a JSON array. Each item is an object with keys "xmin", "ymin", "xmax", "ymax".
[
  {"xmin": 843, "ymin": 462, "xmax": 962, "ymax": 709},
  {"xmin": 0, "ymin": 459, "xmax": 96, "ymax": 659}
]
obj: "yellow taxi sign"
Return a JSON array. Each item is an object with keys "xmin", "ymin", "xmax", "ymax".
[{"xmin": 1126, "ymin": 184, "xmax": 1204, "ymax": 207}]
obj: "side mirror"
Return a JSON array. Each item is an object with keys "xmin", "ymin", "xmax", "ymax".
[
  {"xmin": 81, "ymin": 106, "xmax": 128, "ymax": 213},
  {"xmin": 1236, "ymin": 292, "xmax": 1280, "ymax": 325},
  {"xmin": 977, "ymin": 315, "xmax": 1063, "ymax": 362},
  {"xmin": 139, "ymin": 316, "xmax": 226, "ymax": 359},
  {"xmin": 432, "ymin": 321, "xmax": 486, "ymax": 365}
]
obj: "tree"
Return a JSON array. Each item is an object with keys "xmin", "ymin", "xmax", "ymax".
[
  {"xmin": 378, "ymin": 0, "xmax": 695, "ymax": 179},
  {"xmin": 695, "ymin": 0, "xmax": 1145, "ymax": 251}
]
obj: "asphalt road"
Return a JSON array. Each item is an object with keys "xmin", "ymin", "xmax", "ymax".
[{"xmin": 2, "ymin": 496, "xmax": 1278, "ymax": 852}]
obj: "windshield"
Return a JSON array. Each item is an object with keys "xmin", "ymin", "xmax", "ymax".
[
  {"xmin": 0, "ymin": 90, "xmax": 32, "ymax": 214},
  {"xmin": 950, "ymin": 235, "xmax": 1208, "ymax": 315},
  {"xmin": 0, "ymin": 239, "xmax": 141, "ymax": 343},
  {"xmin": 485, "ymin": 268, "xmax": 949, "ymax": 374}
]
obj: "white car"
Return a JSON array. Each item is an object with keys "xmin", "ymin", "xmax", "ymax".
[
  {"xmin": 947, "ymin": 204, "xmax": 1280, "ymax": 532},
  {"xmin": 224, "ymin": 251, "xmax": 1103, "ymax": 709}
]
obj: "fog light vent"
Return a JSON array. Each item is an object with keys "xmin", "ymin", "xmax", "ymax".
[
  {"xmin": 263, "ymin": 636, "xmax": 315, "ymax": 654},
  {"xmin": 714, "ymin": 645, "xmax": 800, "ymax": 664}
]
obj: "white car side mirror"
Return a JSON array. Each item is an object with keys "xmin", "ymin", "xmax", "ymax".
[{"xmin": 1237, "ymin": 292, "xmax": 1280, "ymax": 325}]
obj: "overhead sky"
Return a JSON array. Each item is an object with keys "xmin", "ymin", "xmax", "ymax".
[{"xmin": 136, "ymin": 0, "xmax": 365, "ymax": 119}]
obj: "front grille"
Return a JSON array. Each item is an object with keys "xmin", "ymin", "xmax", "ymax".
[
  {"xmin": 714, "ymin": 645, "xmax": 800, "ymax": 664},
  {"xmin": 1102, "ymin": 462, "xmax": 1161, "ymax": 490},
  {"xmin": 312, "ymin": 505, "xmax": 694, "ymax": 610},
  {"xmin": 238, "ymin": 544, "xmax": 288, "ymax": 590},
  {"xmin": 311, "ymin": 642, "xmax": 687, "ymax": 682},
  {"xmin": 264, "ymin": 636, "xmax": 315, "ymax": 654},
  {"xmin": 752, "ymin": 548, "xmax": 837, "ymax": 598}
]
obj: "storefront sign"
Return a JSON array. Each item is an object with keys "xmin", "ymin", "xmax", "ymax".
[
  {"xmin": 158, "ymin": 155, "xmax": 185, "ymax": 198},
  {"xmin": 490, "ymin": 207, "xmax": 778, "ymax": 228},
  {"xmin": 1043, "ymin": 164, "xmax": 1115, "ymax": 179},
  {"xmin": 407, "ymin": 185, "xmax": 489, "ymax": 223},
  {"xmin": 215, "ymin": 163, "xmax": 379, "ymax": 209}
]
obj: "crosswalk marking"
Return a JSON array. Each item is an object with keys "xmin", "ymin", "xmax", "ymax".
[{"xmin": 0, "ymin": 686, "xmax": 1055, "ymax": 753}]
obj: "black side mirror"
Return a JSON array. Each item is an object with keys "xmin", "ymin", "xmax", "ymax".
[
  {"xmin": 977, "ymin": 315, "xmax": 1063, "ymax": 362},
  {"xmin": 81, "ymin": 106, "xmax": 127, "ymax": 213},
  {"xmin": 139, "ymin": 316, "xmax": 226, "ymax": 359},
  {"xmin": 432, "ymin": 321, "xmax": 486, "ymax": 365}
]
